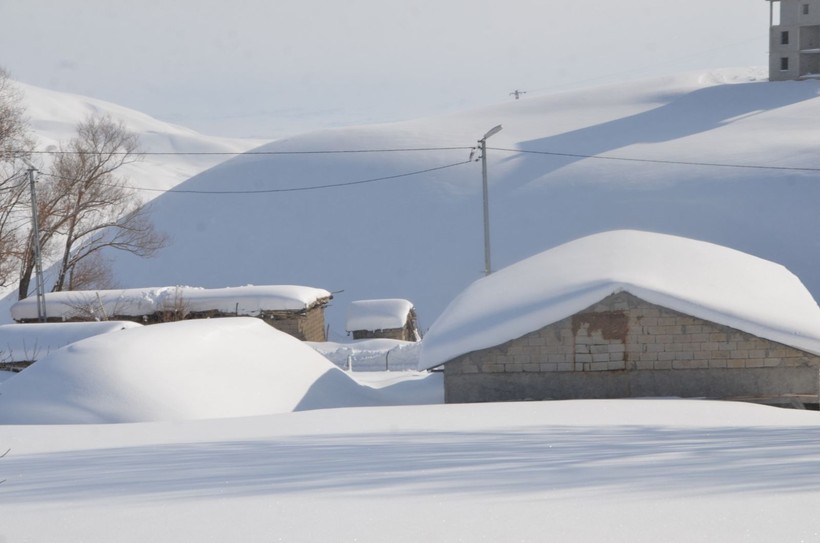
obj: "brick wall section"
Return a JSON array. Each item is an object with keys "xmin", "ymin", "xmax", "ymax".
[{"xmin": 444, "ymin": 292, "xmax": 820, "ymax": 405}]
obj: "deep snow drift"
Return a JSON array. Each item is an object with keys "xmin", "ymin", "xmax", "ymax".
[
  {"xmin": 0, "ymin": 321, "xmax": 141, "ymax": 364},
  {"xmin": 0, "ymin": 318, "xmax": 438, "ymax": 424},
  {"xmin": 77, "ymin": 68, "xmax": 820, "ymax": 338}
]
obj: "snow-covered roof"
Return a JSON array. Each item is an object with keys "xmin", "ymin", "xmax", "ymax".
[
  {"xmin": 10, "ymin": 285, "xmax": 332, "ymax": 321},
  {"xmin": 419, "ymin": 230, "xmax": 820, "ymax": 370},
  {"xmin": 345, "ymin": 299, "xmax": 414, "ymax": 332},
  {"xmin": 0, "ymin": 321, "xmax": 142, "ymax": 363}
]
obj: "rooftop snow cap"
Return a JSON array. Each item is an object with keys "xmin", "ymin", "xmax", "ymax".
[
  {"xmin": 346, "ymin": 299, "xmax": 414, "ymax": 332},
  {"xmin": 10, "ymin": 285, "xmax": 332, "ymax": 321},
  {"xmin": 418, "ymin": 230, "xmax": 820, "ymax": 370}
]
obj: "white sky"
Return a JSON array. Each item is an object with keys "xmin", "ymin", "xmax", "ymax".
[{"xmin": 2, "ymin": 0, "xmax": 771, "ymax": 139}]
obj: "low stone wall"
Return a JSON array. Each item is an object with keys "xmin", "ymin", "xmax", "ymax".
[{"xmin": 444, "ymin": 292, "xmax": 820, "ymax": 407}]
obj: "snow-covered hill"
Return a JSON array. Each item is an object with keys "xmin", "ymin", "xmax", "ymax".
[
  {"xmin": 84, "ymin": 67, "xmax": 820, "ymax": 337},
  {"xmin": 0, "ymin": 81, "xmax": 268, "ymax": 319},
  {"xmin": 18, "ymin": 82, "xmax": 266, "ymax": 195}
]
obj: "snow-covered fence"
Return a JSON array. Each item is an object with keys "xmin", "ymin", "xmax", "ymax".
[{"xmin": 308, "ymin": 339, "xmax": 421, "ymax": 372}]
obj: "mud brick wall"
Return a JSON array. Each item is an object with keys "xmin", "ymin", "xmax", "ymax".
[{"xmin": 444, "ymin": 292, "xmax": 820, "ymax": 405}]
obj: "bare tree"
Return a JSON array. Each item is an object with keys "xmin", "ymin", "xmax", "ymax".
[
  {"xmin": 66, "ymin": 251, "xmax": 117, "ymax": 291},
  {"xmin": 0, "ymin": 68, "xmax": 34, "ymax": 288},
  {"xmin": 16, "ymin": 113, "xmax": 167, "ymax": 295}
]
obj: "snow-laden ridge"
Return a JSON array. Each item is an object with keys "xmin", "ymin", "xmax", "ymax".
[{"xmin": 18, "ymin": 82, "xmax": 267, "ymax": 195}]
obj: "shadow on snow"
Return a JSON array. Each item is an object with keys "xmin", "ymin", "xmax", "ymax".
[{"xmin": 3, "ymin": 424, "xmax": 820, "ymax": 503}]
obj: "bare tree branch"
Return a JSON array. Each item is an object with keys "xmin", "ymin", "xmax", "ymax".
[{"xmin": 17, "ymin": 113, "xmax": 167, "ymax": 294}]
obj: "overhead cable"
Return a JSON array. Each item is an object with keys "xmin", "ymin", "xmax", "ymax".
[
  {"xmin": 39, "ymin": 159, "xmax": 474, "ymax": 195},
  {"xmin": 488, "ymin": 147, "xmax": 820, "ymax": 173}
]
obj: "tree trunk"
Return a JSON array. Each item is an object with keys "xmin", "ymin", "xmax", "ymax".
[{"xmin": 17, "ymin": 251, "xmax": 33, "ymax": 300}]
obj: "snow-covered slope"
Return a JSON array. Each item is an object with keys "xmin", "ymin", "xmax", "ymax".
[
  {"xmin": 18, "ymin": 82, "xmax": 266, "ymax": 195},
  {"xmin": 28, "ymin": 68, "xmax": 820, "ymax": 337}
]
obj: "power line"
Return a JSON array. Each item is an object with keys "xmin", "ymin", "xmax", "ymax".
[
  {"xmin": 26, "ymin": 142, "xmax": 820, "ymax": 199},
  {"xmin": 40, "ymin": 159, "xmax": 474, "ymax": 195},
  {"xmin": 27, "ymin": 146, "xmax": 475, "ymax": 157},
  {"xmin": 487, "ymin": 147, "xmax": 820, "ymax": 173}
]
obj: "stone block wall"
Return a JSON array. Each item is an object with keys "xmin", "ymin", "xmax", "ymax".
[
  {"xmin": 261, "ymin": 305, "xmax": 327, "ymax": 341},
  {"xmin": 444, "ymin": 292, "xmax": 820, "ymax": 406},
  {"xmin": 352, "ymin": 328, "xmax": 407, "ymax": 341}
]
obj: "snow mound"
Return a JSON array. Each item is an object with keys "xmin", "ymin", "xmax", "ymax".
[
  {"xmin": 0, "ymin": 318, "xmax": 374, "ymax": 424},
  {"xmin": 420, "ymin": 230, "xmax": 820, "ymax": 370},
  {"xmin": 0, "ymin": 321, "xmax": 141, "ymax": 362}
]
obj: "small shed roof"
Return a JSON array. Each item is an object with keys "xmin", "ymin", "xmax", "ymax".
[
  {"xmin": 0, "ymin": 321, "xmax": 142, "ymax": 363},
  {"xmin": 346, "ymin": 299, "xmax": 414, "ymax": 332},
  {"xmin": 10, "ymin": 285, "xmax": 333, "ymax": 321},
  {"xmin": 419, "ymin": 230, "xmax": 820, "ymax": 370}
]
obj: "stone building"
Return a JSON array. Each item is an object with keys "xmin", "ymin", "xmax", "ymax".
[
  {"xmin": 419, "ymin": 230, "xmax": 820, "ymax": 409},
  {"xmin": 345, "ymin": 299, "xmax": 420, "ymax": 341},
  {"xmin": 11, "ymin": 285, "xmax": 333, "ymax": 342},
  {"xmin": 767, "ymin": 0, "xmax": 820, "ymax": 80}
]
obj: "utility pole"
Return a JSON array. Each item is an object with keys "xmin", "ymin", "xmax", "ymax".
[
  {"xmin": 478, "ymin": 124, "xmax": 503, "ymax": 276},
  {"xmin": 26, "ymin": 164, "xmax": 47, "ymax": 322}
]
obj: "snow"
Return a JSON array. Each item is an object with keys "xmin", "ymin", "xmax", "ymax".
[
  {"xmin": 17, "ymin": 82, "xmax": 266, "ymax": 196},
  {"xmin": 0, "ymin": 318, "xmax": 366, "ymax": 424},
  {"xmin": 0, "ymin": 318, "xmax": 441, "ymax": 424},
  {"xmin": 309, "ymin": 338, "xmax": 421, "ymax": 371},
  {"xmin": 10, "ymin": 284, "xmax": 332, "ymax": 321},
  {"xmin": 345, "ymin": 298, "xmax": 414, "ymax": 331},
  {"xmin": 2, "ymin": 398, "xmax": 820, "ymax": 542},
  {"xmin": 419, "ymin": 230, "xmax": 820, "ymax": 370},
  {"xmin": 0, "ymin": 321, "xmax": 141, "ymax": 363},
  {"xmin": 180, "ymin": 284, "xmax": 332, "ymax": 313},
  {"xmin": 51, "ymin": 67, "xmax": 820, "ymax": 339},
  {"xmin": 5, "ymin": 70, "xmax": 820, "ymax": 540}
]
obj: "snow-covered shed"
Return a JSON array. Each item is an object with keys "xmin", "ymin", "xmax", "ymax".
[
  {"xmin": 0, "ymin": 321, "xmax": 141, "ymax": 372},
  {"xmin": 345, "ymin": 299, "xmax": 420, "ymax": 341},
  {"xmin": 11, "ymin": 285, "xmax": 333, "ymax": 341},
  {"xmin": 419, "ymin": 230, "xmax": 820, "ymax": 409}
]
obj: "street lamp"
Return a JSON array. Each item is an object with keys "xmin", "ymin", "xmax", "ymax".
[{"xmin": 479, "ymin": 124, "xmax": 502, "ymax": 276}]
